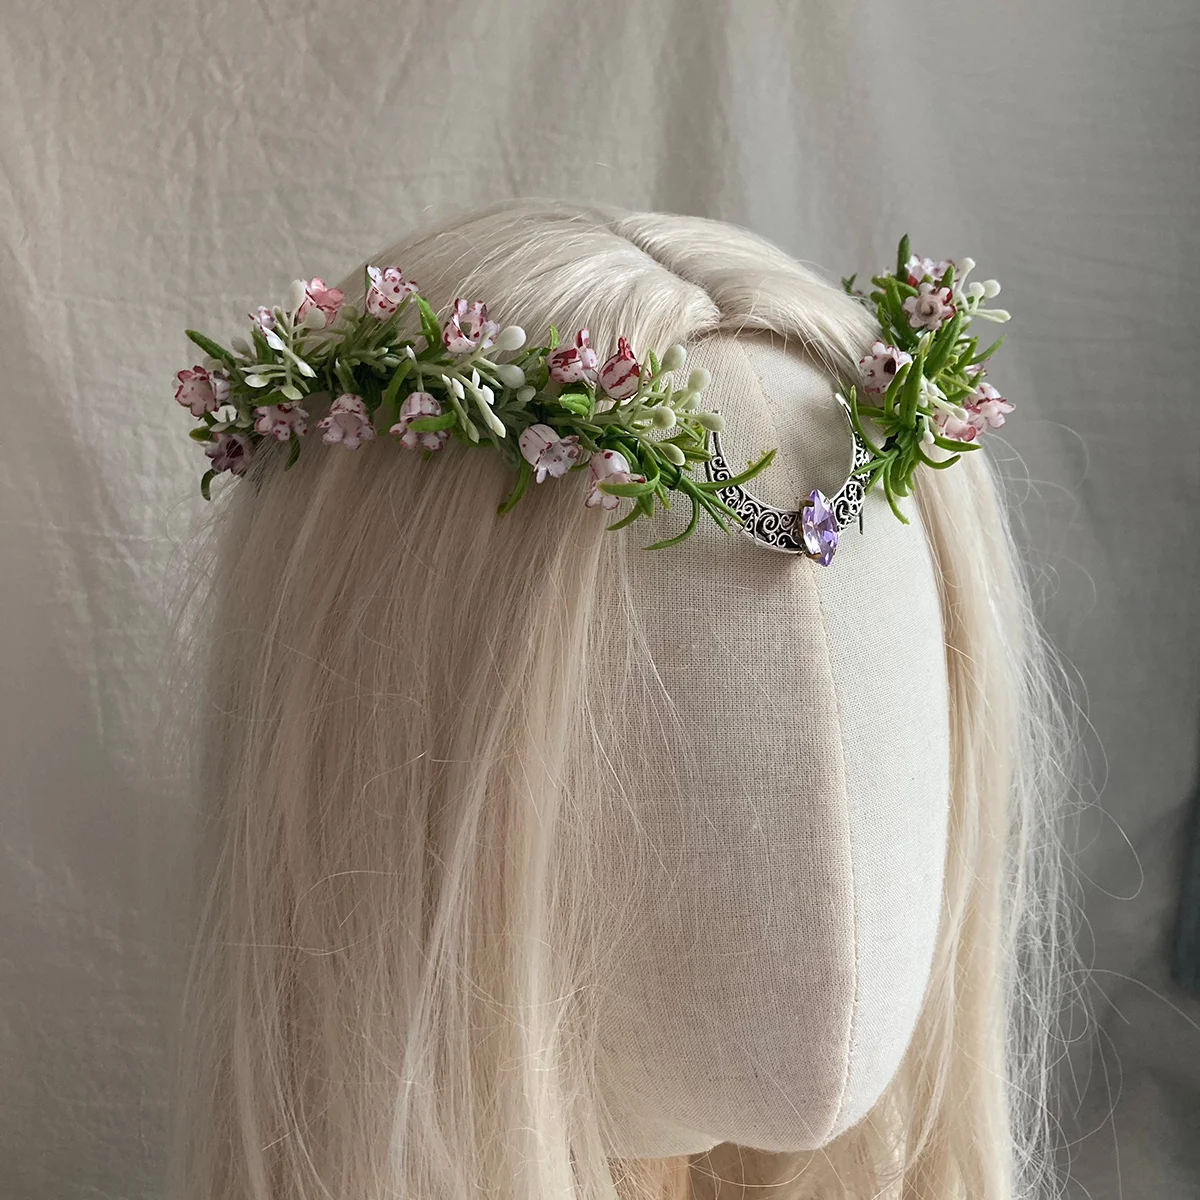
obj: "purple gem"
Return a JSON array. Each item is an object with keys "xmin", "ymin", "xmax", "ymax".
[{"xmin": 799, "ymin": 488, "xmax": 838, "ymax": 565}]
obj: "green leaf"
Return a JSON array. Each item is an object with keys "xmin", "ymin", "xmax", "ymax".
[
  {"xmin": 605, "ymin": 505, "xmax": 644, "ymax": 532},
  {"xmin": 899, "ymin": 346, "xmax": 926, "ymax": 425},
  {"xmin": 599, "ymin": 476, "xmax": 659, "ymax": 498},
  {"xmin": 416, "ymin": 296, "xmax": 443, "ymax": 349},
  {"xmin": 497, "ymin": 457, "xmax": 533, "ymax": 514},
  {"xmin": 251, "ymin": 326, "xmax": 273, "ymax": 361},
  {"xmin": 199, "ymin": 469, "xmax": 216, "ymax": 501},
  {"xmin": 642, "ymin": 493, "xmax": 701, "ymax": 549},
  {"xmin": 970, "ymin": 335, "xmax": 1006, "ymax": 365},
  {"xmin": 189, "ymin": 426, "xmax": 214, "ymax": 443},
  {"xmin": 923, "ymin": 312, "xmax": 966, "ymax": 378},
  {"xmin": 408, "ymin": 412, "xmax": 458, "ymax": 433},
  {"xmin": 556, "ymin": 391, "xmax": 591, "ymax": 416},
  {"xmin": 185, "ymin": 330, "xmax": 236, "ymax": 367},
  {"xmin": 693, "ymin": 447, "xmax": 777, "ymax": 492},
  {"xmin": 895, "ymin": 234, "xmax": 910, "ymax": 280}
]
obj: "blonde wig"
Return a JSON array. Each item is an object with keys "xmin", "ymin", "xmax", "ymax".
[{"xmin": 170, "ymin": 201, "xmax": 1071, "ymax": 1199}]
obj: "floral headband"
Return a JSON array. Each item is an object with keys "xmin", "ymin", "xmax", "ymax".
[{"xmin": 174, "ymin": 236, "xmax": 1011, "ymax": 562}]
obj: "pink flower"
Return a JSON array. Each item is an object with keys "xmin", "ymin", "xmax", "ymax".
[
  {"xmin": 296, "ymin": 278, "xmax": 345, "ymax": 329},
  {"xmin": 390, "ymin": 392, "xmax": 449, "ymax": 451},
  {"xmin": 933, "ymin": 411, "xmax": 980, "ymax": 443},
  {"xmin": 597, "ymin": 337, "xmax": 641, "ymax": 400},
  {"xmin": 366, "ymin": 265, "xmax": 418, "ymax": 318},
  {"xmin": 858, "ymin": 341, "xmax": 913, "ymax": 394},
  {"xmin": 317, "ymin": 393, "xmax": 376, "ymax": 449},
  {"xmin": 518, "ymin": 423, "xmax": 582, "ymax": 482},
  {"xmin": 585, "ymin": 448, "xmax": 645, "ymax": 510},
  {"xmin": 903, "ymin": 282, "xmax": 956, "ymax": 332},
  {"xmin": 934, "ymin": 383, "xmax": 1015, "ymax": 444},
  {"xmin": 442, "ymin": 299, "xmax": 499, "ymax": 355},
  {"xmin": 905, "ymin": 255, "xmax": 955, "ymax": 286},
  {"xmin": 254, "ymin": 401, "xmax": 309, "ymax": 442},
  {"xmin": 204, "ymin": 431, "xmax": 252, "ymax": 475},
  {"xmin": 547, "ymin": 328, "xmax": 599, "ymax": 383},
  {"xmin": 175, "ymin": 365, "xmax": 231, "ymax": 417},
  {"xmin": 250, "ymin": 306, "xmax": 276, "ymax": 333},
  {"xmin": 966, "ymin": 381, "xmax": 1014, "ymax": 430}
]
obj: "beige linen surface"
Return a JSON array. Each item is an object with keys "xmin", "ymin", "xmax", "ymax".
[
  {"xmin": 594, "ymin": 335, "xmax": 948, "ymax": 1156},
  {"xmin": 1, "ymin": 2, "xmax": 1198, "ymax": 1197}
]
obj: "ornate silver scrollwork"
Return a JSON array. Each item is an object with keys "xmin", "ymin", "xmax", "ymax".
[{"xmin": 703, "ymin": 394, "xmax": 870, "ymax": 555}]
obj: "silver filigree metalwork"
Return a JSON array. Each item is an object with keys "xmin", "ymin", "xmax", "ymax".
[{"xmin": 703, "ymin": 393, "xmax": 871, "ymax": 555}]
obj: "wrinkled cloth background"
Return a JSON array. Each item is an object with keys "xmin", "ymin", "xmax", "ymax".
[{"xmin": 1, "ymin": 1, "xmax": 1198, "ymax": 1196}]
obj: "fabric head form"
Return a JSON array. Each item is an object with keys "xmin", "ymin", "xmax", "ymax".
[{"xmin": 588, "ymin": 332, "xmax": 951, "ymax": 1158}]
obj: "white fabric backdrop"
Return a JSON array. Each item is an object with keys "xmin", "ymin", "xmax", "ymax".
[{"xmin": 1, "ymin": 1, "xmax": 1197, "ymax": 1196}]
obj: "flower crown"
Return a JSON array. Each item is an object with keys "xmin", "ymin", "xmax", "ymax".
[{"xmin": 174, "ymin": 236, "xmax": 1011, "ymax": 555}]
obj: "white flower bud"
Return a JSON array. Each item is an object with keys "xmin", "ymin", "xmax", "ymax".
[
  {"xmin": 495, "ymin": 325, "xmax": 526, "ymax": 352},
  {"xmin": 675, "ymin": 389, "xmax": 698, "ymax": 411},
  {"xmin": 481, "ymin": 385, "xmax": 495, "ymax": 407},
  {"xmin": 403, "ymin": 344, "xmax": 417, "ymax": 360},
  {"xmin": 959, "ymin": 256, "xmax": 976, "ymax": 275},
  {"xmin": 516, "ymin": 385, "xmax": 536, "ymax": 405},
  {"xmin": 245, "ymin": 374, "xmax": 270, "ymax": 388},
  {"xmin": 694, "ymin": 411, "xmax": 725, "ymax": 431},
  {"xmin": 263, "ymin": 329, "xmax": 285, "ymax": 351},
  {"xmin": 648, "ymin": 406, "xmax": 677, "ymax": 429},
  {"xmin": 286, "ymin": 280, "xmax": 307, "ymax": 313},
  {"xmin": 661, "ymin": 343, "xmax": 687, "ymax": 372},
  {"xmin": 966, "ymin": 281, "xmax": 986, "ymax": 300},
  {"xmin": 494, "ymin": 363, "xmax": 526, "ymax": 389},
  {"xmin": 982, "ymin": 279, "xmax": 1001, "ymax": 298},
  {"xmin": 231, "ymin": 337, "xmax": 252, "ymax": 357},
  {"xmin": 687, "ymin": 367, "xmax": 712, "ymax": 393},
  {"xmin": 302, "ymin": 307, "xmax": 327, "ymax": 330},
  {"xmin": 203, "ymin": 355, "xmax": 223, "ymax": 372},
  {"xmin": 921, "ymin": 421, "xmax": 936, "ymax": 445},
  {"xmin": 661, "ymin": 442, "xmax": 687, "ymax": 466}
]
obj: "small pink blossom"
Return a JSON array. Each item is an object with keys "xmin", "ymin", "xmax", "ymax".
[
  {"xmin": 442, "ymin": 299, "xmax": 499, "ymax": 355},
  {"xmin": 585, "ymin": 448, "xmax": 645, "ymax": 510},
  {"xmin": 547, "ymin": 328, "xmax": 599, "ymax": 383},
  {"xmin": 204, "ymin": 431, "xmax": 252, "ymax": 475},
  {"xmin": 175, "ymin": 365, "xmax": 231, "ymax": 417},
  {"xmin": 250, "ymin": 306, "xmax": 276, "ymax": 333},
  {"xmin": 317, "ymin": 393, "xmax": 376, "ymax": 449},
  {"xmin": 858, "ymin": 341, "xmax": 913, "ymax": 394},
  {"xmin": 934, "ymin": 383, "xmax": 1015, "ymax": 443},
  {"xmin": 366, "ymin": 265, "xmax": 418, "ymax": 318},
  {"xmin": 597, "ymin": 336, "xmax": 641, "ymax": 400},
  {"xmin": 518, "ymin": 423, "xmax": 582, "ymax": 482},
  {"xmin": 966, "ymin": 381, "xmax": 1014, "ymax": 430},
  {"xmin": 933, "ymin": 410, "xmax": 981, "ymax": 443},
  {"xmin": 254, "ymin": 401, "xmax": 309, "ymax": 442},
  {"xmin": 296, "ymin": 278, "xmax": 345, "ymax": 329},
  {"xmin": 390, "ymin": 392, "xmax": 449, "ymax": 451},
  {"xmin": 903, "ymin": 282, "xmax": 957, "ymax": 332},
  {"xmin": 905, "ymin": 255, "xmax": 955, "ymax": 286}
]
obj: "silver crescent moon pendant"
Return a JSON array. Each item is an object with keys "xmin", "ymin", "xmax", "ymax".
[{"xmin": 703, "ymin": 393, "xmax": 872, "ymax": 556}]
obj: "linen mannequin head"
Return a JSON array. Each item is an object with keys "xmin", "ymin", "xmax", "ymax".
[{"xmin": 172, "ymin": 202, "xmax": 1068, "ymax": 1200}]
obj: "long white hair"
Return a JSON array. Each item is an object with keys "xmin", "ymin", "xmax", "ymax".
[{"xmin": 169, "ymin": 201, "xmax": 1073, "ymax": 1199}]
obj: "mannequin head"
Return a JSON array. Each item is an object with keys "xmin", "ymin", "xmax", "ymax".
[{"xmin": 173, "ymin": 202, "xmax": 1068, "ymax": 1199}]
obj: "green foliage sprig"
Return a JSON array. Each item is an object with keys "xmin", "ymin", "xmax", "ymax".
[
  {"xmin": 840, "ymin": 235, "xmax": 1013, "ymax": 522},
  {"xmin": 174, "ymin": 269, "xmax": 774, "ymax": 546}
]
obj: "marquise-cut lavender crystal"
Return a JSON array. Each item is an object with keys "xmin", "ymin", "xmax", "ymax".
[{"xmin": 799, "ymin": 488, "xmax": 838, "ymax": 565}]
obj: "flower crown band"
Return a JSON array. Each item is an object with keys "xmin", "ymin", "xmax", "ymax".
[{"xmin": 174, "ymin": 236, "xmax": 1012, "ymax": 563}]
